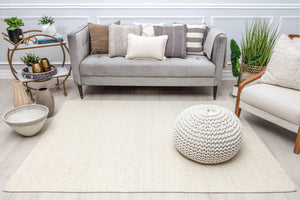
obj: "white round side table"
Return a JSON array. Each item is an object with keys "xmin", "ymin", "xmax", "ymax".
[{"xmin": 173, "ymin": 104, "xmax": 242, "ymax": 164}]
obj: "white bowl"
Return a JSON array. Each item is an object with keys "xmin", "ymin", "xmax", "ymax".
[{"xmin": 2, "ymin": 104, "xmax": 49, "ymax": 136}]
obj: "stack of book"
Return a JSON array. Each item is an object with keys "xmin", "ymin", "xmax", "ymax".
[{"xmin": 35, "ymin": 33, "xmax": 63, "ymax": 44}]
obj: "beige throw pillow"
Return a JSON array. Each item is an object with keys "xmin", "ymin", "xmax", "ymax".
[
  {"xmin": 109, "ymin": 24, "xmax": 142, "ymax": 57},
  {"xmin": 88, "ymin": 21, "xmax": 120, "ymax": 54},
  {"xmin": 260, "ymin": 34, "xmax": 300, "ymax": 91},
  {"xmin": 126, "ymin": 33, "xmax": 168, "ymax": 60}
]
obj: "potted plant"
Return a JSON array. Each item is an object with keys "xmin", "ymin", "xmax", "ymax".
[
  {"xmin": 230, "ymin": 39, "xmax": 262, "ymax": 96},
  {"xmin": 39, "ymin": 15, "xmax": 56, "ymax": 35},
  {"xmin": 4, "ymin": 17, "xmax": 24, "ymax": 44},
  {"xmin": 21, "ymin": 53, "xmax": 41, "ymax": 73},
  {"xmin": 241, "ymin": 19, "xmax": 278, "ymax": 74}
]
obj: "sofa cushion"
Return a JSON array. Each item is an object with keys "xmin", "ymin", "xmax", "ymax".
[
  {"xmin": 80, "ymin": 55, "xmax": 216, "ymax": 78},
  {"xmin": 241, "ymin": 83, "xmax": 300, "ymax": 125}
]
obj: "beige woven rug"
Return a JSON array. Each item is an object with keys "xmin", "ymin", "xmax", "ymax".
[{"xmin": 4, "ymin": 101, "xmax": 295, "ymax": 193}]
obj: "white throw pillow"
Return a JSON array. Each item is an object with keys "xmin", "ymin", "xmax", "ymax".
[
  {"xmin": 260, "ymin": 34, "xmax": 300, "ymax": 91},
  {"xmin": 126, "ymin": 33, "xmax": 168, "ymax": 60},
  {"xmin": 133, "ymin": 22, "xmax": 165, "ymax": 37}
]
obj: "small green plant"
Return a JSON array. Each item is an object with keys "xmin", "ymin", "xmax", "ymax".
[
  {"xmin": 39, "ymin": 16, "xmax": 55, "ymax": 25},
  {"xmin": 241, "ymin": 19, "xmax": 279, "ymax": 67},
  {"xmin": 4, "ymin": 17, "xmax": 24, "ymax": 31},
  {"xmin": 231, "ymin": 39, "xmax": 262, "ymax": 86},
  {"xmin": 21, "ymin": 53, "xmax": 41, "ymax": 66}
]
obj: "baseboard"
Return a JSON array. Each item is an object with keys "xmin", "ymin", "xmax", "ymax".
[
  {"xmin": 222, "ymin": 70, "xmax": 234, "ymax": 80},
  {"xmin": 0, "ymin": 70, "xmax": 16, "ymax": 79},
  {"xmin": 0, "ymin": 69, "xmax": 234, "ymax": 80}
]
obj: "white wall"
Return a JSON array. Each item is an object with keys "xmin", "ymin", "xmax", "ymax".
[{"xmin": 0, "ymin": 0, "xmax": 299, "ymax": 79}]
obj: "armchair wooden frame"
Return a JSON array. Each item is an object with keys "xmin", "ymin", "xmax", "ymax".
[{"xmin": 234, "ymin": 34, "xmax": 300, "ymax": 154}]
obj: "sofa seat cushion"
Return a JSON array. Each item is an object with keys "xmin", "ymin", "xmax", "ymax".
[
  {"xmin": 241, "ymin": 83, "xmax": 300, "ymax": 125},
  {"xmin": 79, "ymin": 54, "xmax": 216, "ymax": 77}
]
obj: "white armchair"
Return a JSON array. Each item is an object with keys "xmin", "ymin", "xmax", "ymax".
[
  {"xmin": 235, "ymin": 34, "xmax": 300, "ymax": 154},
  {"xmin": 235, "ymin": 69, "xmax": 300, "ymax": 154}
]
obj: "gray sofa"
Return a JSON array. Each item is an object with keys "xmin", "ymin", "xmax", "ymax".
[{"xmin": 67, "ymin": 25, "xmax": 227, "ymax": 99}]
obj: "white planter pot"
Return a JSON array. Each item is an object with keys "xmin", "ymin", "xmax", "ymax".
[
  {"xmin": 41, "ymin": 23, "xmax": 56, "ymax": 35},
  {"xmin": 232, "ymin": 85, "xmax": 238, "ymax": 97}
]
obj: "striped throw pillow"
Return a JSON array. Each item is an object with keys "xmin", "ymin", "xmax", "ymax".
[{"xmin": 174, "ymin": 23, "xmax": 206, "ymax": 55}]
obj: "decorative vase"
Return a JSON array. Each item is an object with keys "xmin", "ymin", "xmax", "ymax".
[
  {"xmin": 232, "ymin": 85, "xmax": 238, "ymax": 97},
  {"xmin": 41, "ymin": 23, "xmax": 56, "ymax": 35},
  {"xmin": 32, "ymin": 63, "xmax": 43, "ymax": 73},
  {"xmin": 40, "ymin": 58, "xmax": 51, "ymax": 72},
  {"xmin": 7, "ymin": 28, "xmax": 23, "ymax": 44},
  {"xmin": 12, "ymin": 80, "xmax": 31, "ymax": 107},
  {"xmin": 36, "ymin": 88, "xmax": 55, "ymax": 117}
]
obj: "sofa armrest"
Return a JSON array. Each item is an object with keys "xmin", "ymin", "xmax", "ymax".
[
  {"xmin": 210, "ymin": 33, "xmax": 227, "ymax": 86},
  {"xmin": 67, "ymin": 25, "xmax": 90, "ymax": 85}
]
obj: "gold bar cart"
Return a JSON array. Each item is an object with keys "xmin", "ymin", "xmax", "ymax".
[{"xmin": 2, "ymin": 30, "xmax": 72, "ymax": 101}]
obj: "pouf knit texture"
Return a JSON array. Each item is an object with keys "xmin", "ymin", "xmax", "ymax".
[{"xmin": 173, "ymin": 104, "xmax": 242, "ymax": 164}]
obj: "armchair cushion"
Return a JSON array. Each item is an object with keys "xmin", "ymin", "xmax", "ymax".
[{"xmin": 241, "ymin": 83, "xmax": 300, "ymax": 125}]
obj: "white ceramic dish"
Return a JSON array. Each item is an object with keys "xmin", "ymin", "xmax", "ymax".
[{"xmin": 2, "ymin": 104, "xmax": 49, "ymax": 136}]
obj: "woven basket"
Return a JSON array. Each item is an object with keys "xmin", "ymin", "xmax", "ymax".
[{"xmin": 240, "ymin": 62, "xmax": 266, "ymax": 74}]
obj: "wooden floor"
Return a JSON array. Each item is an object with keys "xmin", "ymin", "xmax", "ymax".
[{"xmin": 0, "ymin": 79, "xmax": 299, "ymax": 200}]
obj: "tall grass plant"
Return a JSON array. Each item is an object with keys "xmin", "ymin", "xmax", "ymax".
[{"xmin": 241, "ymin": 19, "xmax": 279, "ymax": 67}]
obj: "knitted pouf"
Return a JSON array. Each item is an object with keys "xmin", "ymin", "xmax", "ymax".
[{"xmin": 173, "ymin": 104, "xmax": 242, "ymax": 164}]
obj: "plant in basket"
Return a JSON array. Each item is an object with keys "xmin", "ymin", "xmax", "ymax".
[
  {"xmin": 21, "ymin": 53, "xmax": 42, "ymax": 73},
  {"xmin": 241, "ymin": 18, "xmax": 279, "ymax": 74},
  {"xmin": 230, "ymin": 39, "xmax": 262, "ymax": 96},
  {"xmin": 39, "ymin": 15, "xmax": 56, "ymax": 35},
  {"xmin": 4, "ymin": 17, "xmax": 24, "ymax": 44}
]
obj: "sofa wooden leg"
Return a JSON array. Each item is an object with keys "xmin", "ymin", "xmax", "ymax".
[
  {"xmin": 77, "ymin": 85, "xmax": 83, "ymax": 99},
  {"xmin": 294, "ymin": 127, "xmax": 300, "ymax": 154},
  {"xmin": 213, "ymin": 86, "xmax": 217, "ymax": 100}
]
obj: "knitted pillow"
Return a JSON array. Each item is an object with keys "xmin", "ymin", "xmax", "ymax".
[
  {"xmin": 88, "ymin": 21, "xmax": 120, "ymax": 54},
  {"xmin": 153, "ymin": 25, "xmax": 187, "ymax": 58},
  {"xmin": 260, "ymin": 34, "xmax": 300, "ymax": 91},
  {"xmin": 108, "ymin": 24, "xmax": 142, "ymax": 57}
]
